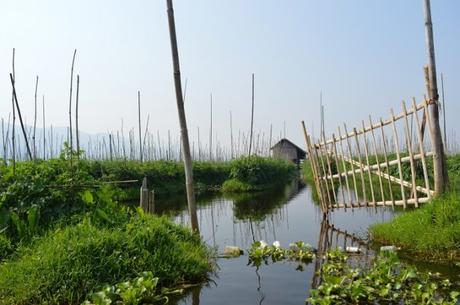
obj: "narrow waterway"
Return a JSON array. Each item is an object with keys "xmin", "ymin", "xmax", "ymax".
[{"xmin": 154, "ymin": 180, "xmax": 402, "ymax": 305}]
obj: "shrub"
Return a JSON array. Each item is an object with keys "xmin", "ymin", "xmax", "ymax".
[
  {"xmin": 0, "ymin": 213, "xmax": 213, "ymax": 305},
  {"xmin": 0, "ymin": 235, "xmax": 12, "ymax": 261},
  {"xmin": 222, "ymin": 156, "xmax": 295, "ymax": 192}
]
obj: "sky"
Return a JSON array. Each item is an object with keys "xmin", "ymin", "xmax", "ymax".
[{"xmin": 0, "ymin": 0, "xmax": 459, "ymax": 152}]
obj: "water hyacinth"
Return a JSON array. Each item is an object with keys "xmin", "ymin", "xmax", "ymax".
[{"xmin": 248, "ymin": 240, "xmax": 315, "ymax": 267}]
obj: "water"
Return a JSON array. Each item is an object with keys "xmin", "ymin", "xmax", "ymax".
[{"xmin": 154, "ymin": 180, "xmax": 402, "ymax": 305}]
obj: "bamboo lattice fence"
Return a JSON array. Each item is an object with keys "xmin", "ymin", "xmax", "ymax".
[{"xmin": 302, "ymin": 98, "xmax": 437, "ymax": 214}]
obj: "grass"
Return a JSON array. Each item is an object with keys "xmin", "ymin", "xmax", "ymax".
[
  {"xmin": 370, "ymin": 154, "xmax": 460, "ymax": 262},
  {"xmin": 0, "ymin": 212, "xmax": 213, "ymax": 305},
  {"xmin": 222, "ymin": 156, "xmax": 296, "ymax": 192}
]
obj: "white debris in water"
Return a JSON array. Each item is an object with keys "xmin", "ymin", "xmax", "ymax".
[
  {"xmin": 380, "ymin": 245, "xmax": 399, "ymax": 252},
  {"xmin": 223, "ymin": 246, "xmax": 243, "ymax": 257},
  {"xmin": 272, "ymin": 241, "xmax": 281, "ymax": 248},
  {"xmin": 259, "ymin": 240, "xmax": 268, "ymax": 249},
  {"xmin": 345, "ymin": 246, "xmax": 360, "ymax": 253}
]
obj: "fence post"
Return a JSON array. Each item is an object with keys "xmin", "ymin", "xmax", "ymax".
[
  {"xmin": 140, "ymin": 177, "xmax": 148, "ymax": 211},
  {"xmin": 423, "ymin": 0, "xmax": 448, "ymax": 194}
]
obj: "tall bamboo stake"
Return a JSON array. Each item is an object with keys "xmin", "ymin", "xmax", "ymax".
[
  {"xmin": 33, "ymin": 75, "xmax": 39, "ymax": 160},
  {"xmin": 137, "ymin": 91, "xmax": 143, "ymax": 162},
  {"xmin": 9, "ymin": 74, "xmax": 32, "ymax": 160},
  {"xmin": 248, "ymin": 73, "xmax": 255, "ymax": 155},
  {"xmin": 166, "ymin": 0, "xmax": 199, "ymax": 233},
  {"xmin": 423, "ymin": 0, "xmax": 448, "ymax": 194},
  {"xmin": 76, "ymin": 75, "xmax": 80, "ymax": 158},
  {"xmin": 209, "ymin": 93, "xmax": 213, "ymax": 160},
  {"xmin": 440, "ymin": 73, "xmax": 447, "ymax": 151},
  {"xmin": 11, "ymin": 48, "xmax": 16, "ymax": 174},
  {"xmin": 42, "ymin": 95, "xmax": 46, "ymax": 160},
  {"xmin": 230, "ymin": 111, "xmax": 234, "ymax": 159},
  {"xmin": 68, "ymin": 49, "xmax": 77, "ymax": 152}
]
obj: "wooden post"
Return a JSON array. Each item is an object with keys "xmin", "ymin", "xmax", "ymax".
[
  {"xmin": 390, "ymin": 109, "xmax": 407, "ymax": 208},
  {"xmin": 332, "ymin": 134, "xmax": 345, "ymax": 207},
  {"xmin": 68, "ymin": 49, "xmax": 77, "ymax": 152},
  {"xmin": 33, "ymin": 75, "xmax": 38, "ymax": 160},
  {"xmin": 361, "ymin": 122, "xmax": 376, "ymax": 205},
  {"xmin": 42, "ymin": 95, "xmax": 46, "ymax": 160},
  {"xmin": 368, "ymin": 115, "xmax": 385, "ymax": 204},
  {"xmin": 423, "ymin": 0, "xmax": 448, "ymax": 194},
  {"xmin": 341, "ymin": 126, "xmax": 359, "ymax": 207},
  {"xmin": 440, "ymin": 73, "xmax": 447, "ymax": 151},
  {"xmin": 350, "ymin": 126, "xmax": 367, "ymax": 206},
  {"xmin": 166, "ymin": 0, "xmax": 199, "ymax": 233},
  {"xmin": 379, "ymin": 118, "xmax": 395, "ymax": 207},
  {"xmin": 209, "ymin": 93, "xmax": 212, "ymax": 160},
  {"xmin": 248, "ymin": 73, "xmax": 255, "ymax": 155},
  {"xmin": 337, "ymin": 127, "xmax": 353, "ymax": 207},
  {"xmin": 413, "ymin": 98, "xmax": 432, "ymax": 199},
  {"xmin": 402, "ymin": 101, "xmax": 419, "ymax": 207},
  {"xmin": 140, "ymin": 177, "xmax": 148, "ymax": 211},
  {"xmin": 11, "ymin": 48, "xmax": 16, "ymax": 174},
  {"xmin": 9, "ymin": 74, "xmax": 33, "ymax": 160},
  {"xmin": 138, "ymin": 91, "xmax": 143, "ymax": 162},
  {"xmin": 76, "ymin": 75, "xmax": 80, "ymax": 158},
  {"xmin": 230, "ymin": 111, "xmax": 234, "ymax": 159}
]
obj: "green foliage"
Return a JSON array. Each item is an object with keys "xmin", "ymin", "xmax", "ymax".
[
  {"xmin": 247, "ymin": 240, "xmax": 315, "ymax": 267},
  {"xmin": 307, "ymin": 250, "xmax": 459, "ymax": 305},
  {"xmin": 0, "ymin": 159, "xmax": 95, "ymax": 240},
  {"xmin": 0, "ymin": 234, "xmax": 12, "ymax": 261},
  {"xmin": 370, "ymin": 192, "xmax": 460, "ymax": 261},
  {"xmin": 83, "ymin": 272, "xmax": 182, "ymax": 305},
  {"xmin": 222, "ymin": 156, "xmax": 296, "ymax": 192},
  {"xmin": 0, "ymin": 214, "xmax": 212, "ymax": 305}
]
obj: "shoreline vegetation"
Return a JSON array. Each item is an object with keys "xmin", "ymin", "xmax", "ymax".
[
  {"xmin": 0, "ymin": 153, "xmax": 296, "ymax": 304},
  {"xmin": 302, "ymin": 154, "xmax": 460, "ymax": 263}
]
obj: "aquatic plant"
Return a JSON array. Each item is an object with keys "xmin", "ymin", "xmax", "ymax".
[
  {"xmin": 0, "ymin": 213, "xmax": 213, "ymax": 305},
  {"xmin": 247, "ymin": 240, "xmax": 315, "ymax": 267},
  {"xmin": 307, "ymin": 250, "xmax": 459, "ymax": 305},
  {"xmin": 82, "ymin": 272, "xmax": 182, "ymax": 305}
]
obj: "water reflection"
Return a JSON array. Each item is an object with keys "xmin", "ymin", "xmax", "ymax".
[{"xmin": 156, "ymin": 180, "xmax": 397, "ymax": 305}]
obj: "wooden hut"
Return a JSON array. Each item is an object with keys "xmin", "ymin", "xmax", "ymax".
[{"xmin": 270, "ymin": 138, "xmax": 307, "ymax": 166}]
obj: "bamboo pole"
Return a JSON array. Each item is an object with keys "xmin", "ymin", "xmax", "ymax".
[
  {"xmin": 423, "ymin": 0, "xmax": 448, "ymax": 194},
  {"xmin": 351, "ymin": 126, "xmax": 368, "ymax": 205},
  {"xmin": 361, "ymin": 121, "xmax": 375, "ymax": 205},
  {"xmin": 332, "ymin": 134, "xmax": 345, "ymax": 207},
  {"xmin": 138, "ymin": 91, "xmax": 143, "ymax": 162},
  {"xmin": 166, "ymin": 0, "xmax": 199, "ymax": 233},
  {"xmin": 33, "ymin": 75, "xmax": 39, "ymax": 160},
  {"xmin": 390, "ymin": 109, "xmax": 407, "ymax": 208},
  {"xmin": 11, "ymin": 48, "xmax": 16, "ymax": 174},
  {"xmin": 341, "ymin": 125, "xmax": 359, "ymax": 206},
  {"xmin": 402, "ymin": 101, "xmax": 419, "ymax": 206},
  {"xmin": 76, "ymin": 75, "xmax": 80, "ymax": 158},
  {"xmin": 337, "ymin": 127, "xmax": 353, "ymax": 207},
  {"xmin": 317, "ymin": 139, "xmax": 332, "ymax": 209},
  {"xmin": 230, "ymin": 111, "xmax": 234, "ymax": 159},
  {"xmin": 379, "ymin": 118, "xmax": 395, "ymax": 207},
  {"xmin": 68, "ymin": 49, "xmax": 77, "ymax": 152},
  {"xmin": 9, "ymin": 74, "xmax": 33, "ymax": 160},
  {"xmin": 209, "ymin": 93, "xmax": 212, "ymax": 160},
  {"xmin": 322, "ymin": 141, "xmax": 337, "ymax": 204},
  {"xmin": 248, "ymin": 73, "xmax": 255, "ymax": 155},
  {"xmin": 440, "ymin": 73, "xmax": 447, "ymax": 151},
  {"xmin": 368, "ymin": 115, "xmax": 385, "ymax": 203},
  {"xmin": 42, "ymin": 95, "xmax": 46, "ymax": 160},
  {"xmin": 412, "ymin": 98, "xmax": 431, "ymax": 199}
]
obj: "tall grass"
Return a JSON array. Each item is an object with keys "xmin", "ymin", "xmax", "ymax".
[
  {"xmin": 222, "ymin": 156, "xmax": 296, "ymax": 192},
  {"xmin": 0, "ymin": 213, "xmax": 213, "ymax": 305}
]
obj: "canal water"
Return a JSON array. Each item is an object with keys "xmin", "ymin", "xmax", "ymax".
[{"xmin": 154, "ymin": 180, "xmax": 402, "ymax": 305}]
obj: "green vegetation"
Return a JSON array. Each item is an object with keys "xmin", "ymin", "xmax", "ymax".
[
  {"xmin": 222, "ymin": 156, "xmax": 296, "ymax": 192},
  {"xmin": 0, "ymin": 210, "xmax": 212, "ymax": 305},
  {"xmin": 83, "ymin": 271, "xmax": 183, "ymax": 305},
  {"xmin": 370, "ymin": 154, "xmax": 460, "ymax": 262},
  {"xmin": 307, "ymin": 250, "xmax": 459, "ymax": 305},
  {"xmin": 247, "ymin": 240, "xmax": 315, "ymax": 267}
]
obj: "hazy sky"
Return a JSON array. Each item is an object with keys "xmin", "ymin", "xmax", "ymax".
[{"xmin": 1, "ymin": 0, "xmax": 459, "ymax": 149}]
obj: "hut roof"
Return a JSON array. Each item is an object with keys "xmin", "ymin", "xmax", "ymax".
[{"xmin": 270, "ymin": 138, "xmax": 307, "ymax": 155}]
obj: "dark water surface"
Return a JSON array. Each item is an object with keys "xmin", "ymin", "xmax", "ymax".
[{"xmin": 153, "ymin": 181, "xmax": 457, "ymax": 305}]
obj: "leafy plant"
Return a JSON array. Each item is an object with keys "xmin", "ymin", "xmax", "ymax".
[
  {"xmin": 247, "ymin": 240, "xmax": 315, "ymax": 267},
  {"xmin": 307, "ymin": 250, "xmax": 459, "ymax": 305},
  {"xmin": 83, "ymin": 272, "xmax": 182, "ymax": 305}
]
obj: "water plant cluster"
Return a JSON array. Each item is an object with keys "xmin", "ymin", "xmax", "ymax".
[
  {"xmin": 307, "ymin": 250, "xmax": 459, "ymax": 305},
  {"xmin": 370, "ymin": 155, "xmax": 460, "ymax": 261},
  {"xmin": 247, "ymin": 240, "xmax": 315, "ymax": 267},
  {"xmin": 83, "ymin": 271, "xmax": 183, "ymax": 305}
]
